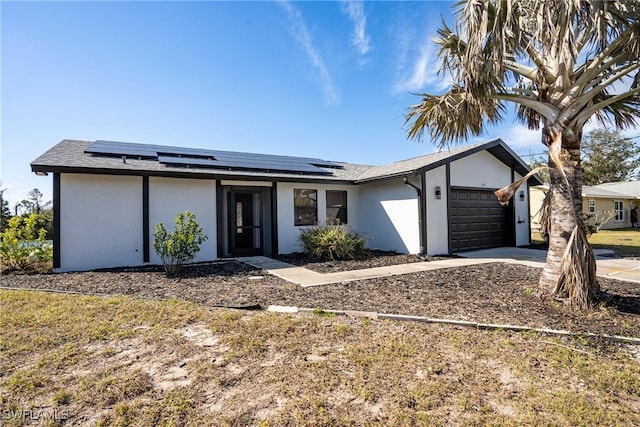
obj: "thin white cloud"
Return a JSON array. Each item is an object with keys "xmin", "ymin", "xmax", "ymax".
[
  {"xmin": 340, "ymin": 0, "xmax": 371, "ymax": 58},
  {"xmin": 392, "ymin": 31, "xmax": 442, "ymax": 94},
  {"xmin": 503, "ymin": 124, "xmax": 544, "ymax": 150},
  {"xmin": 278, "ymin": 1, "xmax": 339, "ymax": 106}
]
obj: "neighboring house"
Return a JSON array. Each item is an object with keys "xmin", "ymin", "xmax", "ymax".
[
  {"xmin": 31, "ymin": 139, "xmax": 541, "ymax": 272},
  {"xmin": 529, "ymin": 184, "xmax": 548, "ymax": 232},
  {"xmin": 530, "ymin": 181, "xmax": 639, "ymax": 231}
]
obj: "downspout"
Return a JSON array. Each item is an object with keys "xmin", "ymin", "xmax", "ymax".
[{"xmin": 404, "ymin": 177, "xmax": 426, "ymax": 255}]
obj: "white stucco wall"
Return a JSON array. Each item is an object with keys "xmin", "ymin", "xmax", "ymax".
[
  {"xmin": 513, "ymin": 172, "xmax": 531, "ymax": 246},
  {"xmin": 276, "ymin": 182, "xmax": 359, "ymax": 254},
  {"xmin": 148, "ymin": 177, "xmax": 217, "ymax": 264},
  {"xmin": 424, "ymin": 166, "xmax": 449, "ymax": 255},
  {"xmin": 59, "ymin": 174, "xmax": 143, "ymax": 271},
  {"xmin": 357, "ymin": 179, "xmax": 420, "ymax": 254},
  {"xmin": 450, "ymin": 150, "xmax": 511, "ymax": 188}
]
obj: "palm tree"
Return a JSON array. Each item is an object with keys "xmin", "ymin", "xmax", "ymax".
[{"xmin": 405, "ymin": 0, "xmax": 640, "ymax": 309}]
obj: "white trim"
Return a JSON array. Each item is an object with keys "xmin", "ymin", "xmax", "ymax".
[{"xmin": 614, "ymin": 200, "xmax": 624, "ymax": 222}]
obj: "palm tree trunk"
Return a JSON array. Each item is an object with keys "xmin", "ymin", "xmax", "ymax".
[{"xmin": 538, "ymin": 135, "xmax": 600, "ymax": 308}]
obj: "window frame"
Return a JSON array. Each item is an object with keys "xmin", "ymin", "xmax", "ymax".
[
  {"xmin": 588, "ymin": 199, "xmax": 596, "ymax": 214},
  {"xmin": 614, "ymin": 200, "xmax": 624, "ymax": 222},
  {"xmin": 293, "ymin": 189, "xmax": 317, "ymax": 226},
  {"xmin": 326, "ymin": 190, "xmax": 348, "ymax": 225}
]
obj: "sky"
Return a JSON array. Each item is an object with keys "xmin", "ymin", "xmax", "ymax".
[{"xmin": 1, "ymin": 1, "xmax": 636, "ymax": 208}]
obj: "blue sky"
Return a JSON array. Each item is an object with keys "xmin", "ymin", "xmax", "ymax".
[{"xmin": 1, "ymin": 1, "xmax": 552, "ymax": 207}]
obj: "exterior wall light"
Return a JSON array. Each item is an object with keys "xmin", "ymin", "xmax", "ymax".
[
  {"xmin": 435, "ymin": 186, "xmax": 441, "ymax": 199},
  {"xmin": 519, "ymin": 190, "xmax": 525, "ymax": 201}
]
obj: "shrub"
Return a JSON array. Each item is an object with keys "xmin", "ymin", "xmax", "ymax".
[
  {"xmin": 299, "ymin": 223, "xmax": 365, "ymax": 261},
  {"xmin": 153, "ymin": 212, "xmax": 207, "ymax": 276},
  {"xmin": 583, "ymin": 210, "xmax": 616, "ymax": 236},
  {"xmin": 0, "ymin": 213, "xmax": 53, "ymax": 273}
]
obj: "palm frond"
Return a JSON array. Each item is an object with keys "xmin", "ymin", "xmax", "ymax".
[
  {"xmin": 591, "ymin": 90, "xmax": 640, "ymax": 130},
  {"xmin": 538, "ymin": 188, "xmax": 552, "ymax": 242},
  {"xmin": 554, "ymin": 225, "xmax": 599, "ymax": 310},
  {"xmin": 406, "ymin": 0, "xmax": 639, "ymax": 147},
  {"xmin": 434, "ymin": 20, "xmax": 467, "ymax": 80},
  {"xmin": 494, "ymin": 166, "xmax": 547, "ymax": 206},
  {"xmin": 405, "ymin": 88, "xmax": 504, "ymax": 148}
]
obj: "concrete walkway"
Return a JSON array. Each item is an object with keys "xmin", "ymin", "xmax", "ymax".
[
  {"xmin": 460, "ymin": 248, "xmax": 640, "ymax": 284},
  {"xmin": 240, "ymin": 248, "xmax": 639, "ymax": 287},
  {"xmin": 239, "ymin": 256, "xmax": 497, "ymax": 287}
]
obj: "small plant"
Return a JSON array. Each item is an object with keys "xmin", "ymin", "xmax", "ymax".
[
  {"xmin": 299, "ymin": 223, "xmax": 364, "ymax": 261},
  {"xmin": 53, "ymin": 389, "xmax": 72, "ymax": 405},
  {"xmin": 0, "ymin": 213, "xmax": 52, "ymax": 272},
  {"xmin": 153, "ymin": 212, "xmax": 207, "ymax": 276},
  {"xmin": 583, "ymin": 210, "xmax": 617, "ymax": 236}
]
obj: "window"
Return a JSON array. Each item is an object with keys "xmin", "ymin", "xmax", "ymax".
[
  {"xmin": 614, "ymin": 200, "xmax": 624, "ymax": 222},
  {"xmin": 326, "ymin": 190, "xmax": 348, "ymax": 224},
  {"xmin": 588, "ymin": 199, "xmax": 596, "ymax": 214},
  {"xmin": 294, "ymin": 189, "xmax": 317, "ymax": 226}
]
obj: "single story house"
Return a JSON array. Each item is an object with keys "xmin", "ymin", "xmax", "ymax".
[
  {"xmin": 31, "ymin": 139, "xmax": 541, "ymax": 272},
  {"xmin": 530, "ymin": 181, "xmax": 639, "ymax": 231}
]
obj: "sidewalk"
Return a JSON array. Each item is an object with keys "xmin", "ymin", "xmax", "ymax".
[
  {"xmin": 461, "ymin": 248, "xmax": 640, "ymax": 284},
  {"xmin": 240, "ymin": 248, "xmax": 639, "ymax": 287},
  {"xmin": 240, "ymin": 256, "xmax": 497, "ymax": 287}
]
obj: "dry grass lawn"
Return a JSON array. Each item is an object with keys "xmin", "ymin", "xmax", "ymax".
[
  {"xmin": 588, "ymin": 229, "xmax": 640, "ymax": 258},
  {"xmin": 531, "ymin": 228, "xmax": 640, "ymax": 257},
  {"xmin": 1, "ymin": 290, "xmax": 640, "ymax": 426}
]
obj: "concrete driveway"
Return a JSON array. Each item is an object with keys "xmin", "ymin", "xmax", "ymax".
[{"xmin": 460, "ymin": 247, "xmax": 640, "ymax": 284}]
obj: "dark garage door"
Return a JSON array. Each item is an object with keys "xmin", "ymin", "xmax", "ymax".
[{"xmin": 449, "ymin": 188, "xmax": 510, "ymax": 252}]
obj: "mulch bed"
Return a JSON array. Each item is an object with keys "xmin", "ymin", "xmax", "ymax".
[{"xmin": 3, "ymin": 258, "xmax": 639, "ymax": 339}]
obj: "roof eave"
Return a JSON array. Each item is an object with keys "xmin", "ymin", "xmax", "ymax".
[{"xmin": 30, "ymin": 164, "xmax": 358, "ymax": 185}]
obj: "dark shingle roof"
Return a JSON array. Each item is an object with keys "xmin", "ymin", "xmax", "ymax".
[
  {"xmin": 354, "ymin": 139, "xmax": 540, "ymax": 184},
  {"xmin": 30, "ymin": 140, "xmax": 372, "ymax": 183},
  {"xmin": 31, "ymin": 138, "xmax": 541, "ymax": 185}
]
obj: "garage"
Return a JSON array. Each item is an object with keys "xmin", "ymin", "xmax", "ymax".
[{"xmin": 449, "ymin": 188, "xmax": 511, "ymax": 252}]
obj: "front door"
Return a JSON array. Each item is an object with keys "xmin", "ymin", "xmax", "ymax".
[{"xmin": 228, "ymin": 191, "xmax": 263, "ymax": 256}]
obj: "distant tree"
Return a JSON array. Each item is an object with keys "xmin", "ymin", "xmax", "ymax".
[
  {"xmin": 27, "ymin": 188, "xmax": 50, "ymax": 214},
  {"xmin": 0, "ymin": 186, "xmax": 11, "ymax": 232},
  {"xmin": 581, "ymin": 129, "xmax": 640, "ymax": 185},
  {"xmin": 12, "ymin": 189, "xmax": 53, "ymax": 239},
  {"xmin": 14, "ymin": 200, "xmax": 34, "ymax": 216}
]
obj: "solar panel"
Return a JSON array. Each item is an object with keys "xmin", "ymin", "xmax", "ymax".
[
  {"xmin": 158, "ymin": 155, "xmax": 333, "ymax": 175},
  {"xmin": 85, "ymin": 140, "xmax": 158, "ymax": 158},
  {"xmin": 85, "ymin": 140, "xmax": 341, "ymax": 176}
]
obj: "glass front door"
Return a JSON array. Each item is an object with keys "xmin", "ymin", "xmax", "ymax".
[{"xmin": 228, "ymin": 191, "xmax": 263, "ymax": 256}]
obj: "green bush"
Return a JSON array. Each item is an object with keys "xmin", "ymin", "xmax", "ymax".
[
  {"xmin": 153, "ymin": 212, "xmax": 208, "ymax": 276},
  {"xmin": 0, "ymin": 213, "xmax": 53, "ymax": 272},
  {"xmin": 299, "ymin": 223, "xmax": 365, "ymax": 261}
]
